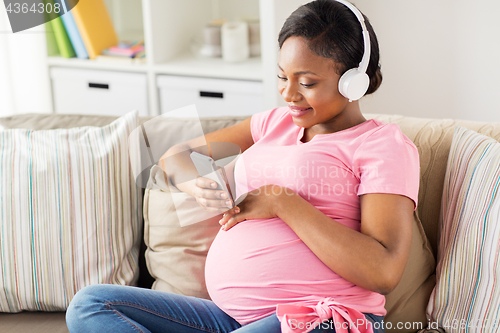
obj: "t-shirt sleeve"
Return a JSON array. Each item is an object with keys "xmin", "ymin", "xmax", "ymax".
[
  {"xmin": 353, "ymin": 123, "xmax": 420, "ymax": 208},
  {"xmin": 250, "ymin": 108, "xmax": 285, "ymax": 143}
]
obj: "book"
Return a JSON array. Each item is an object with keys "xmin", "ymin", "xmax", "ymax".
[
  {"xmin": 102, "ymin": 45, "xmax": 145, "ymax": 57},
  {"xmin": 134, "ymin": 50, "xmax": 146, "ymax": 60},
  {"xmin": 44, "ymin": 19, "xmax": 60, "ymax": 57},
  {"xmin": 59, "ymin": 2, "xmax": 88, "ymax": 59},
  {"xmin": 71, "ymin": 0, "xmax": 118, "ymax": 60},
  {"xmin": 95, "ymin": 51, "xmax": 147, "ymax": 64},
  {"xmin": 50, "ymin": 15, "xmax": 76, "ymax": 58},
  {"xmin": 107, "ymin": 44, "xmax": 145, "ymax": 57}
]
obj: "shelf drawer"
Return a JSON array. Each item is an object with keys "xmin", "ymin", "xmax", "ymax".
[
  {"xmin": 157, "ymin": 75, "xmax": 263, "ymax": 117},
  {"xmin": 50, "ymin": 68, "xmax": 148, "ymax": 116}
]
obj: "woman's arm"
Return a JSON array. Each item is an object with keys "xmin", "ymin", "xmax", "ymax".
[
  {"xmin": 220, "ymin": 188, "xmax": 414, "ymax": 295},
  {"xmin": 159, "ymin": 117, "xmax": 254, "ymax": 211}
]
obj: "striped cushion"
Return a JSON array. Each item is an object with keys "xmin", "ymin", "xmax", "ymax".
[
  {"xmin": 426, "ymin": 127, "xmax": 500, "ymax": 331},
  {"xmin": 0, "ymin": 111, "xmax": 141, "ymax": 312}
]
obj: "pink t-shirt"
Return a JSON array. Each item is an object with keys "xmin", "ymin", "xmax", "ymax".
[{"xmin": 205, "ymin": 107, "xmax": 419, "ymax": 328}]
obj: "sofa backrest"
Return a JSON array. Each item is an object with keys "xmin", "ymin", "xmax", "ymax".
[{"xmin": 3, "ymin": 112, "xmax": 500, "ymax": 258}]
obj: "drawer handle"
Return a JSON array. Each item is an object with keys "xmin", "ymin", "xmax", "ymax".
[
  {"xmin": 200, "ymin": 91, "xmax": 223, "ymax": 98},
  {"xmin": 89, "ymin": 83, "xmax": 109, "ymax": 89}
]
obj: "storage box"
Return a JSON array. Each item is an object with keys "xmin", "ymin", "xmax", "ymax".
[
  {"xmin": 50, "ymin": 68, "xmax": 148, "ymax": 116},
  {"xmin": 157, "ymin": 75, "xmax": 264, "ymax": 117}
]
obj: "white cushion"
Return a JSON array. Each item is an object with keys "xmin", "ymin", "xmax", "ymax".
[
  {"xmin": 0, "ymin": 111, "xmax": 141, "ymax": 312},
  {"xmin": 426, "ymin": 126, "xmax": 500, "ymax": 331}
]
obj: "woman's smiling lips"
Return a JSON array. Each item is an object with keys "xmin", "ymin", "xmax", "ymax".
[{"xmin": 288, "ymin": 106, "xmax": 313, "ymax": 117}]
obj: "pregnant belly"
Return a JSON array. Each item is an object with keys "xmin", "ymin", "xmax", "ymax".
[{"xmin": 204, "ymin": 217, "xmax": 357, "ymax": 325}]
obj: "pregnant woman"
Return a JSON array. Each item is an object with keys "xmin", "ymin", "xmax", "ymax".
[{"xmin": 66, "ymin": 1, "xmax": 419, "ymax": 332}]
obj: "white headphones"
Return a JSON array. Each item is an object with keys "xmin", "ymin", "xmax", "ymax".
[{"xmin": 335, "ymin": 0, "xmax": 371, "ymax": 102}]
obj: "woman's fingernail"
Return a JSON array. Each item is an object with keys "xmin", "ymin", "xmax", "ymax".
[
  {"xmin": 219, "ymin": 219, "xmax": 223, "ymax": 225},
  {"xmin": 226, "ymin": 200, "xmax": 232, "ymax": 206},
  {"xmin": 220, "ymin": 192, "xmax": 227, "ymax": 199},
  {"xmin": 235, "ymin": 207, "xmax": 240, "ymax": 213}
]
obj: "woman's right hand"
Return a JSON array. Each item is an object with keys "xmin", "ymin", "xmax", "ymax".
[
  {"xmin": 159, "ymin": 116, "xmax": 253, "ymax": 214},
  {"xmin": 190, "ymin": 176, "xmax": 233, "ymax": 213}
]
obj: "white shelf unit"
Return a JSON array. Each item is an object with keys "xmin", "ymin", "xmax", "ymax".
[
  {"xmin": 152, "ymin": 52, "xmax": 262, "ymax": 81},
  {"xmin": 46, "ymin": 0, "xmax": 299, "ymax": 117}
]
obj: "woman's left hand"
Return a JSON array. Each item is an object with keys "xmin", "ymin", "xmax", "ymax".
[{"xmin": 219, "ymin": 184, "xmax": 295, "ymax": 231}]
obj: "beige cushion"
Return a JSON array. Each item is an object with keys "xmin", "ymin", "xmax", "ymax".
[
  {"xmin": 143, "ymin": 170, "xmax": 220, "ymax": 299},
  {"xmin": 139, "ymin": 116, "xmax": 246, "ymax": 298},
  {"xmin": 384, "ymin": 211, "xmax": 436, "ymax": 332}
]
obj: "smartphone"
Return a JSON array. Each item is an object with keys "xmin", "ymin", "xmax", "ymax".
[{"xmin": 190, "ymin": 151, "xmax": 234, "ymax": 204}]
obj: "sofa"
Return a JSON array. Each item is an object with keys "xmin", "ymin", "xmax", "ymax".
[{"xmin": 0, "ymin": 111, "xmax": 499, "ymax": 333}]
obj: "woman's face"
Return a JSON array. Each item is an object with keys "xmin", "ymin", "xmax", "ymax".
[{"xmin": 278, "ymin": 36, "xmax": 355, "ymax": 134}]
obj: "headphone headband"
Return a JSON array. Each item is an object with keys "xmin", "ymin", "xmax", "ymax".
[
  {"xmin": 334, "ymin": 0, "xmax": 371, "ymax": 74},
  {"xmin": 334, "ymin": 0, "xmax": 372, "ymax": 101}
]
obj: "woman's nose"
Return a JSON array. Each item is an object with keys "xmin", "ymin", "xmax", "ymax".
[{"xmin": 280, "ymin": 82, "xmax": 302, "ymax": 103}]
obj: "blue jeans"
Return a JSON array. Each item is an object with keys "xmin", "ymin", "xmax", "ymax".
[{"xmin": 66, "ymin": 285, "xmax": 385, "ymax": 333}]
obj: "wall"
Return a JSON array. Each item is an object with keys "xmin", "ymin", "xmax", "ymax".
[
  {"xmin": 0, "ymin": 5, "xmax": 52, "ymax": 117},
  {"xmin": 356, "ymin": 0, "xmax": 500, "ymax": 122},
  {"xmin": 268, "ymin": 0, "xmax": 500, "ymax": 122},
  {"xmin": 260, "ymin": 0, "xmax": 305, "ymax": 108}
]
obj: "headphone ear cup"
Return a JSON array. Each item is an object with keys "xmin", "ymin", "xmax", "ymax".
[{"xmin": 338, "ymin": 68, "xmax": 370, "ymax": 101}]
